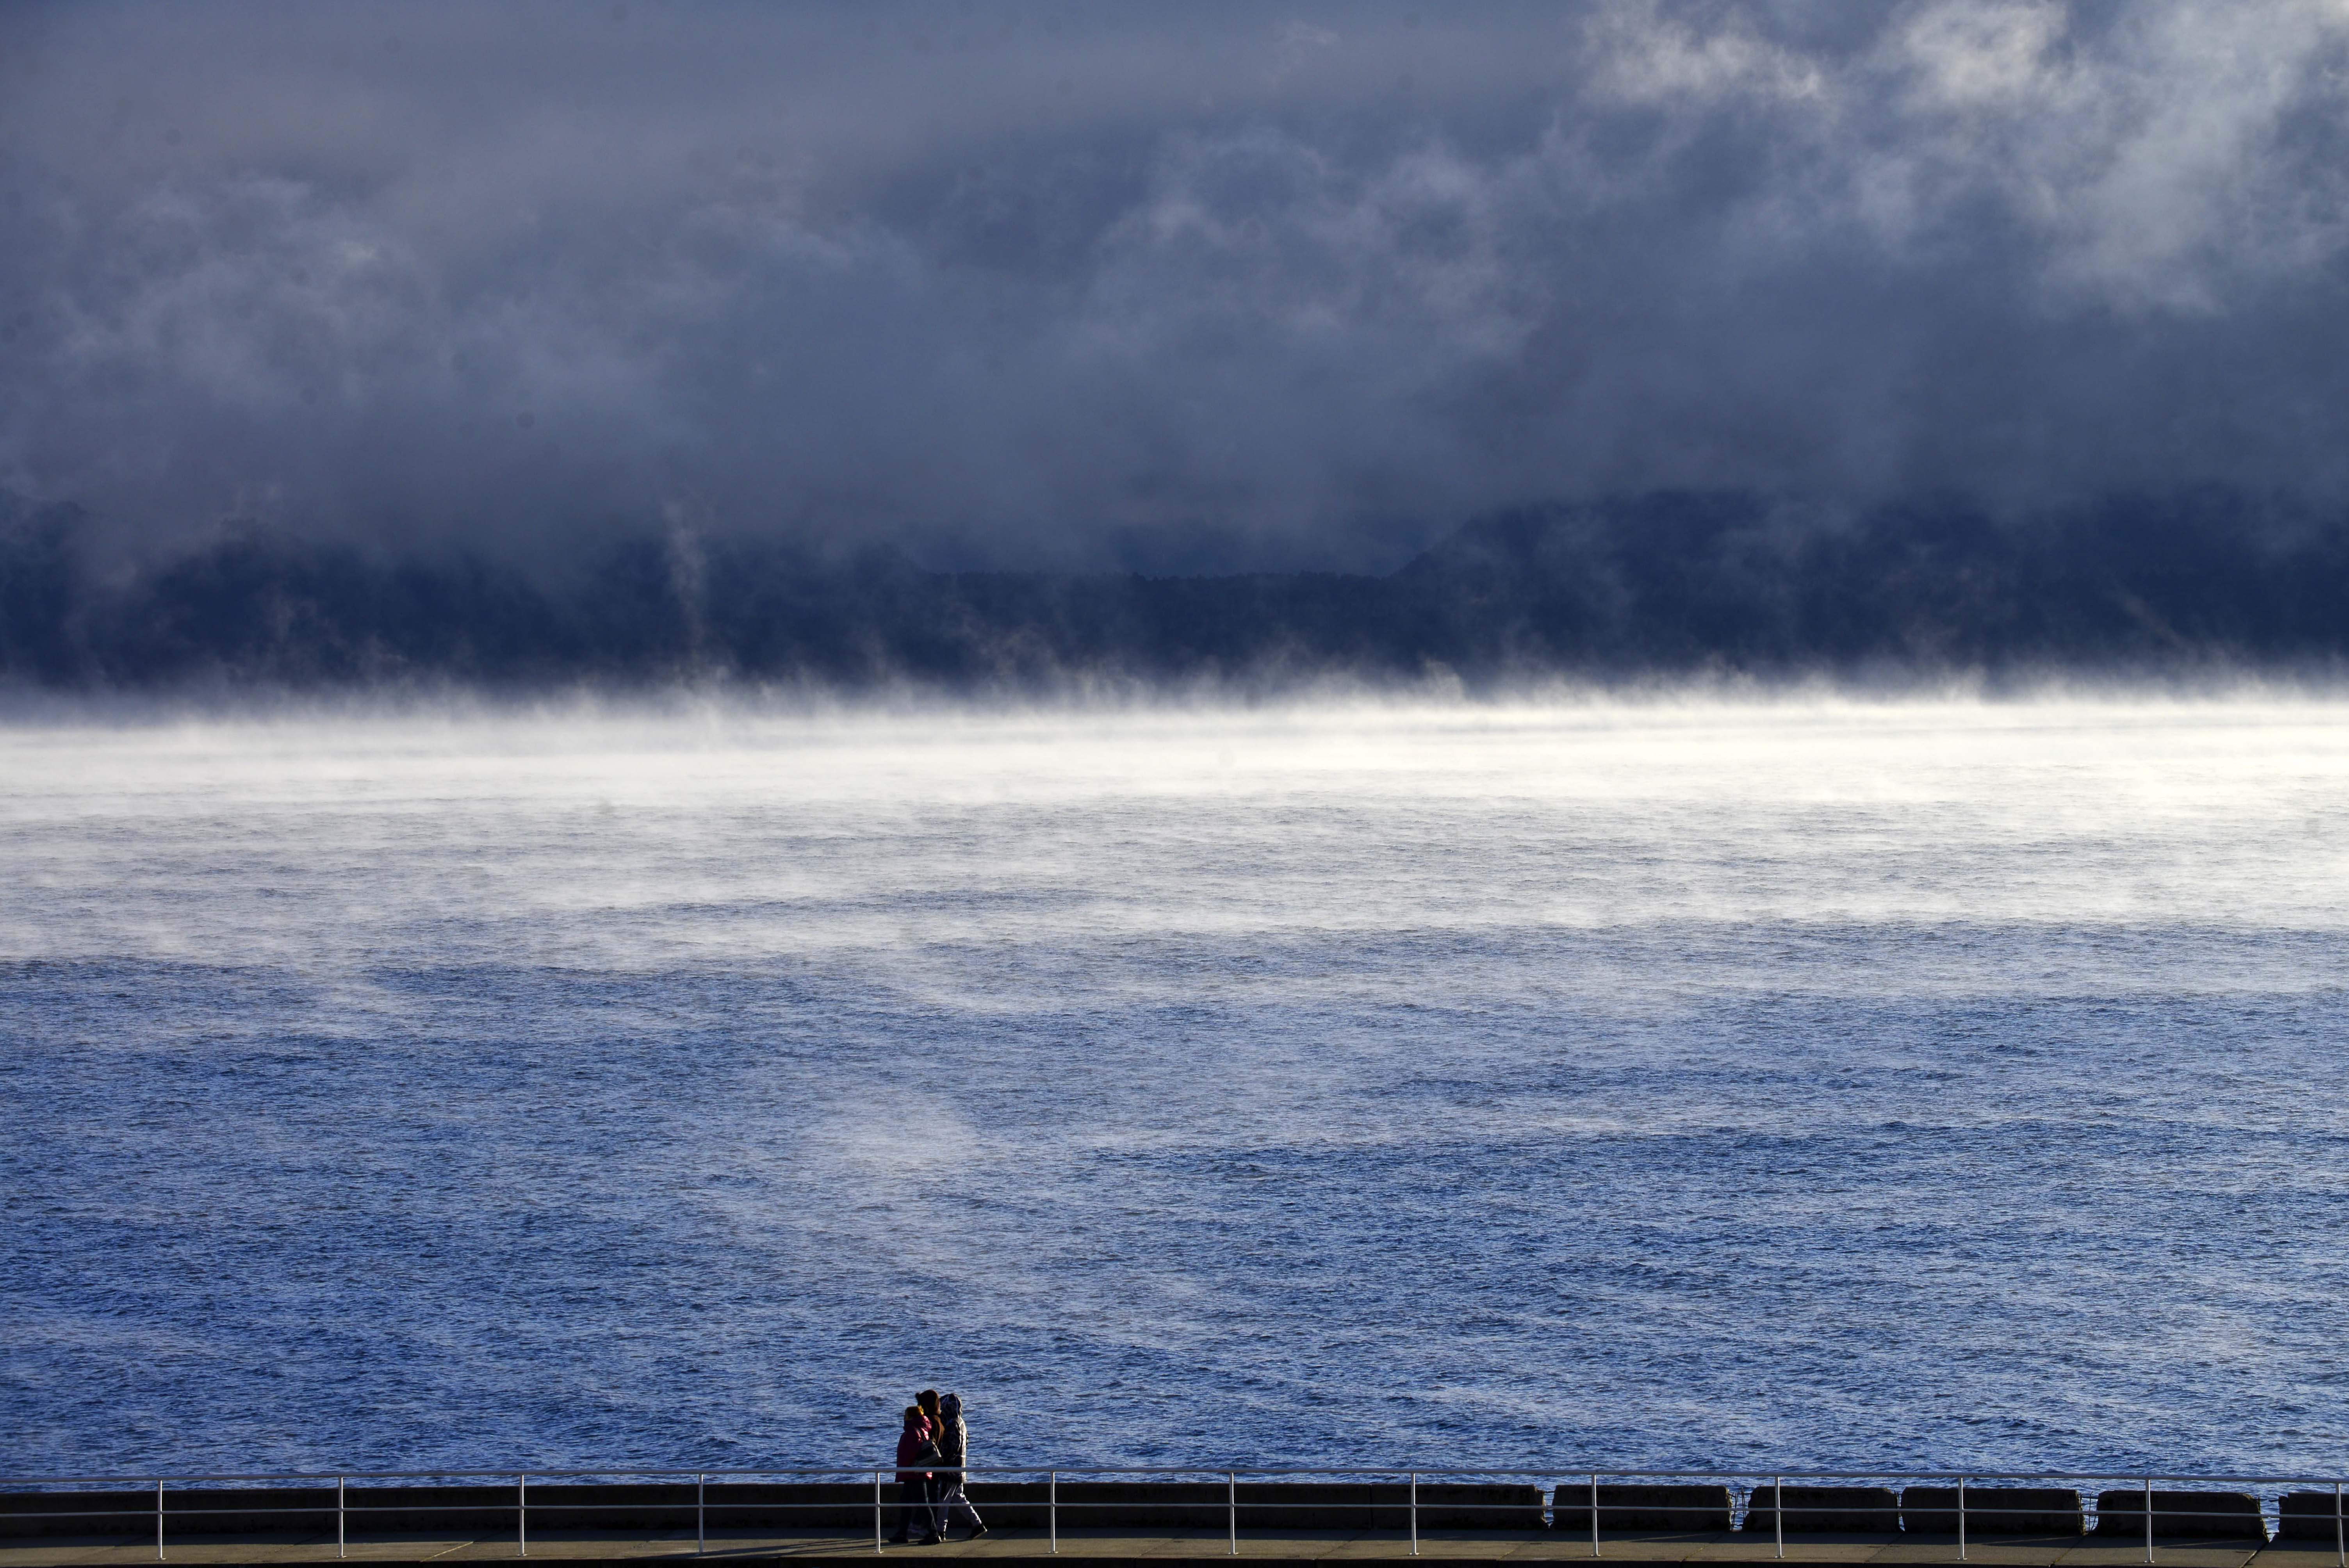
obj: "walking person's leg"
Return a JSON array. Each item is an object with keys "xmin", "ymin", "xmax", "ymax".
[{"xmin": 920, "ymin": 1477, "xmax": 946, "ymax": 1545}]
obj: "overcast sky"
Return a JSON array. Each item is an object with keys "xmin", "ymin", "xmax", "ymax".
[{"xmin": 5, "ymin": 1, "xmax": 2349, "ymax": 573}]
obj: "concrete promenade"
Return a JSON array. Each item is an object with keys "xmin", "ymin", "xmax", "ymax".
[{"xmin": 0, "ymin": 1531, "xmax": 2339, "ymax": 1568}]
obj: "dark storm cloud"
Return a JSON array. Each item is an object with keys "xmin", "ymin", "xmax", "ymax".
[{"xmin": 4, "ymin": 0, "xmax": 2349, "ymax": 573}]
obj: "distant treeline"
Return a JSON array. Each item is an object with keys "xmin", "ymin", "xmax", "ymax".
[{"xmin": 5, "ymin": 488, "xmax": 2349, "ymax": 690}]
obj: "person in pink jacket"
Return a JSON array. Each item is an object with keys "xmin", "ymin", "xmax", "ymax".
[{"xmin": 888, "ymin": 1404, "xmax": 942, "ymax": 1545}]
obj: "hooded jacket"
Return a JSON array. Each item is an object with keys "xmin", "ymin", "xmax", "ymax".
[
  {"xmin": 937, "ymin": 1394, "xmax": 970, "ymax": 1476},
  {"xmin": 894, "ymin": 1416, "xmax": 936, "ymax": 1485}
]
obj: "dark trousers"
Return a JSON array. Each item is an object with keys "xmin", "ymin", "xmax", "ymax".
[{"xmin": 891, "ymin": 1480, "xmax": 940, "ymax": 1540}]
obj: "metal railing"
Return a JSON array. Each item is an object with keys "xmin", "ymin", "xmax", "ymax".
[{"xmin": 0, "ymin": 1465, "xmax": 2342, "ymax": 1563}]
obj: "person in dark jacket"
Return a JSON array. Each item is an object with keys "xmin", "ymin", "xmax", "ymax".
[
  {"xmin": 934, "ymin": 1393, "xmax": 986, "ymax": 1539},
  {"xmin": 888, "ymin": 1405, "xmax": 942, "ymax": 1545},
  {"xmin": 913, "ymin": 1390, "xmax": 946, "ymax": 1534}
]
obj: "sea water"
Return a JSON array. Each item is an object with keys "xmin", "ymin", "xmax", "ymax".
[{"xmin": 3, "ymin": 695, "xmax": 2345, "ymax": 1479}]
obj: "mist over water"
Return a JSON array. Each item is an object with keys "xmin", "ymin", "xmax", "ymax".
[
  {"xmin": 12, "ymin": 0, "xmax": 2349, "ymax": 1491},
  {"xmin": 4, "ymin": 695, "xmax": 2347, "ymax": 1479}
]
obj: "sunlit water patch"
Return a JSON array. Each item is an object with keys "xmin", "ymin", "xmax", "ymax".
[{"xmin": 3, "ymin": 697, "xmax": 2346, "ymax": 1476}]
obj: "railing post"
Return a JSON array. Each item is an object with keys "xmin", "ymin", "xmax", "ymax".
[
  {"xmin": 697, "ymin": 1472, "xmax": 705, "ymax": 1556},
  {"xmin": 1591, "ymin": 1473, "xmax": 1601, "ymax": 1558},
  {"xmin": 2335, "ymin": 1479, "xmax": 2343, "ymax": 1568},
  {"xmin": 518, "ymin": 1473, "xmax": 527, "ymax": 1559},
  {"xmin": 1773, "ymin": 1477, "xmax": 1783, "ymax": 1561},
  {"xmin": 1050, "ymin": 1470, "xmax": 1058, "ymax": 1555},
  {"xmin": 155, "ymin": 1477, "xmax": 164, "ymax": 1563},
  {"xmin": 1409, "ymin": 1472, "xmax": 1418, "ymax": 1557},
  {"xmin": 2144, "ymin": 1476, "xmax": 2154, "ymax": 1566},
  {"xmin": 1228, "ymin": 1472, "xmax": 1237, "ymax": 1556},
  {"xmin": 1957, "ymin": 1476, "xmax": 1966, "ymax": 1563},
  {"xmin": 874, "ymin": 1470, "xmax": 883, "ymax": 1554},
  {"xmin": 338, "ymin": 1475, "xmax": 346, "ymax": 1559}
]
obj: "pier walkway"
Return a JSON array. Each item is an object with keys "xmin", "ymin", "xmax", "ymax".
[{"xmin": 0, "ymin": 1531, "xmax": 2339, "ymax": 1568}]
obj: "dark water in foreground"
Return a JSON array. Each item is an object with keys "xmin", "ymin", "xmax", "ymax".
[{"xmin": 4, "ymin": 699, "xmax": 2346, "ymax": 1477}]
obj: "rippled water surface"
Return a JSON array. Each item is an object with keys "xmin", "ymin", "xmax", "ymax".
[{"xmin": 4, "ymin": 698, "xmax": 2347, "ymax": 1477}]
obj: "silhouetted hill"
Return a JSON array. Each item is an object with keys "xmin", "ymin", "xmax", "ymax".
[
  {"xmin": 5, "ymin": 488, "xmax": 2348, "ymax": 691},
  {"xmin": 1394, "ymin": 488, "xmax": 2349, "ymax": 672}
]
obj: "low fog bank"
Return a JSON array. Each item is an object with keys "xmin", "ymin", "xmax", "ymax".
[{"xmin": 5, "ymin": 487, "xmax": 2349, "ymax": 695}]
